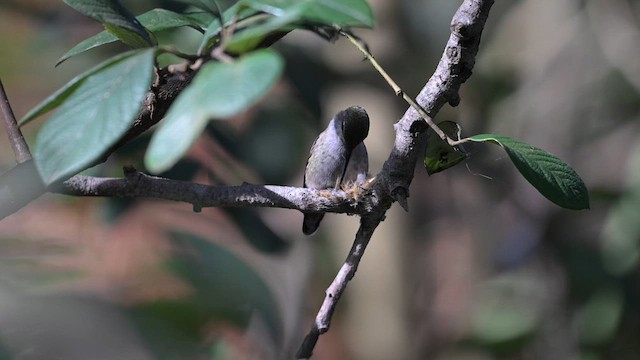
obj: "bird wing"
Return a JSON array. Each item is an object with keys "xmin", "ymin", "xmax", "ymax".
[{"xmin": 303, "ymin": 130, "xmax": 325, "ymax": 188}]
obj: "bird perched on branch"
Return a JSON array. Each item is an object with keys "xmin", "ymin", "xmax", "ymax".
[{"xmin": 303, "ymin": 106, "xmax": 370, "ymax": 235}]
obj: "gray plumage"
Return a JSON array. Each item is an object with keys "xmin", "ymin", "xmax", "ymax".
[{"xmin": 303, "ymin": 106, "xmax": 370, "ymax": 235}]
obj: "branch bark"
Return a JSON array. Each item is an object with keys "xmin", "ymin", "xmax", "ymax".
[
  {"xmin": 296, "ymin": 214, "xmax": 383, "ymax": 358},
  {"xmin": 296, "ymin": 0, "xmax": 494, "ymax": 357},
  {"xmin": 58, "ymin": 167, "xmax": 378, "ymax": 214}
]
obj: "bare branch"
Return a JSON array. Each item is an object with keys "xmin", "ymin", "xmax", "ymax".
[
  {"xmin": 57, "ymin": 167, "xmax": 378, "ymax": 215},
  {"xmin": 0, "ymin": 79, "xmax": 32, "ymax": 163},
  {"xmin": 378, "ymin": 0, "xmax": 494, "ymax": 208},
  {"xmin": 296, "ymin": 0, "xmax": 495, "ymax": 357},
  {"xmin": 296, "ymin": 214, "xmax": 383, "ymax": 359}
]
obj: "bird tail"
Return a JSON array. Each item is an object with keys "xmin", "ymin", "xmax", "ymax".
[{"xmin": 303, "ymin": 213, "xmax": 325, "ymax": 235}]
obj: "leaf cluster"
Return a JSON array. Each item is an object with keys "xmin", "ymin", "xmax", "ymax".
[
  {"xmin": 21, "ymin": 0, "xmax": 374, "ymax": 185},
  {"xmin": 20, "ymin": 0, "xmax": 588, "ymax": 210}
]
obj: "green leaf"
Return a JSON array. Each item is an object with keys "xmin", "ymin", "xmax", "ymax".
[
  {"xmin": 224, "ymin": 11, "xmax": 298, "ymax": 54},
  {"xmin": 424, "ymin": 120, "xmax": 468, "ymax": 175},
  {"xmin": 134, "ymin": 8, "xmax": 204, "ymax": 32},
  {"xmin": 57, "ymin": 8, "xmax": 201, "ymax": 66},
  {"xmin": 470, "ymin": 274, "xmax": 542, "ymax": 352},
  {"xmin": 184, "ymin": 11, "xmax": 217, "ymax": 28},
  {"xmin": 128, "ymin": 300, "xmax": 210, "ymax": 359},
  {"xmin": 242, "ymin": 0, "xmax": 375, "ymax": 28},
  {"xmin": 64, "ymin": 0, "xmax": 155, "ymax": 48},
  {"xmin": 34, "ymin": 49, "xmax": 155, "ymax": 185},
  {"xmin": 198, "ymin": 0, "xmax": 374, "ymax": 55},
  {"xmin": 601, "ymin": 141, "xmax": 640, "ymax": 275},
  {"xmin": 103, "ymin": 23, "xmax": 156, "ymax": 48},
  {"xmin": 56, "ymin": 31, "xmax": 119, "ymax": 67},
  {"xmin": 575, "ymin": 288, "xmax": 623, "ymax": 345},
  {"xmin": 168, "ymin": 231, "xmax": 282, "ymax": 344},
  {"xmin": 145, "ymin": 49, "xmax": 283, "ymax": 174},
  {"xmin": 468, "ymin": 134, "xmax": 590, "ymax": 210},
  {"xmin": 22, "ymin": 51, "xmax": 140, "ymax": 125},
  {"xmin": 173, "ymin": 0, "xmax": 220, "ymax": 14},
  {"xmin": 197, "ymin": 4, "xmax": 260, "ymax": 55}
]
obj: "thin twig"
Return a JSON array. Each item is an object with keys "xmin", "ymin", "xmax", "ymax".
[
  {"xmin": 296, "ymin": 215, "xmax": 383, "ymax": 359},
  {"xmin": 340, "ymin": 30, "xmax": 453, "ymax": 145},
  {"xmin": 0, "ymin": 79, "xmax": 32, "ymax": 163}
]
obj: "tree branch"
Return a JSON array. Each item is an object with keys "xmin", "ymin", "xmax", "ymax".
[
  {"xmin": 57, "ymin": 167, "xmax": 378, "ymax": 215},
  {"xmin": 296, "ymin": 214, "xmax": 383, "ymax": 359},
  {"xmin": 296, "ymin": 0, "xmax": 495, "ymax": 357},
  {"xmin": 0, "ymin": 79, "xmax": 32, "ymax": 163}
]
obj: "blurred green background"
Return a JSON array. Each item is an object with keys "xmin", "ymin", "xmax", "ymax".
[{"xmin": 1, "ymin": 0, "xmax": 639, "ymax": 359}]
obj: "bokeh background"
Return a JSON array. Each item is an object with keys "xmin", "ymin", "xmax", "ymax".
[{"xmin": 1, "ymin": 0, "xmax": 639, "ymax": 359}]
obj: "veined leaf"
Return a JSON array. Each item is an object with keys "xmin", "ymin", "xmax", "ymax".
[
  {"xmin": 145, "ymin": 49, "xmax": 283, "ymax": 173},
  {"xmin": 56, "ymin": 31, "xmax": 118, "ymax": 67},
  {"xmin": 198, "ymin": 0, "xmax": 374, "ymax": 55},
  {"xmin": 57, "ymin": 8, "xmax": 202, "ymax": 66},
  {"xmin": 198, "ymin": 0, "xmax": 373, "ymax": 55},
  {"xmin": 173, "ymin": 0, "xmax": 220, "ymax": 14},
  {"xmin": 242, "ymin": 0, "xmax": 375, "ymax": 28},
  {"xmin": 134, "ymin": 8, "xmax": 204, "ymax": 32},
  {"xmin": 64, "ymin": 0, "xmax": 155, "ymax": 48},
  {"xmin": 22, "ymin": 51, "xmax": 141, "ymax": 125},
  {"xmin": 197, "ymin": 4, "xmax": 260, "ymax": 55},
  {"xmin": 34, "ymin": 49, "xmax": 155, "ymax": 185},
  {"xmin": 184, "ymin": 11, "xmax": 217, "ymax": 28},
  {"xmin": 468, "ymin": 134, "xmax": 590, "ymax": 210},
  {"xmin": 103, "ymin": 23, "xmax": 156, "ymax": 48},
  {"xmin": 225, "ymin": 10, "xmax": 299, "ymax": 54}
]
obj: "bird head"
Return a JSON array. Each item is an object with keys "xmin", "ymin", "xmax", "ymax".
[{"xmin": 334, "ymin": 106, "xmax": 370, "ymax": 150}]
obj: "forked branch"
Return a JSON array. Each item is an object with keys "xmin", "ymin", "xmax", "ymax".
[{"xmin": 296, "ymin": 0, "xmax": 495, "ymax": 357}]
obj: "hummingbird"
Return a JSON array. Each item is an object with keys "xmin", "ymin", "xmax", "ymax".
[{"xmin": 303, "ymin": 106, "xmax": 370, "ymax": 235}]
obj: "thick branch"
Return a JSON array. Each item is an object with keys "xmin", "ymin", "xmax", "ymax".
[
  {"xmin": 58, "ymin": 167, "xmax": 377, "ymax": 214},
  {"xmin": 296, "ymin": 0, "xmax": 494, "ymax": 357},
  {"xmin": 378, "ymin": 0, "xmax": 494, "ymax": 208}
]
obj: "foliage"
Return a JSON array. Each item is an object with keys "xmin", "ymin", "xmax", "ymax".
[
  {"xmin": 56, "ymin": 8, "xmax": 209, "ymax": 65},
  {"xmin": 145, "ymin": 49, "xmax": 284, "ymax": 173},
  {"xmin": 23, "ymin": 0, "xmax": 374, "ymax": 185},
  {"xmin": 34, "ymin": 49, "xmax": 155, "ymax": 184},
  {"xmin": 467, "ymin": 134, "xmax": 589, "ymax": 210}
]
